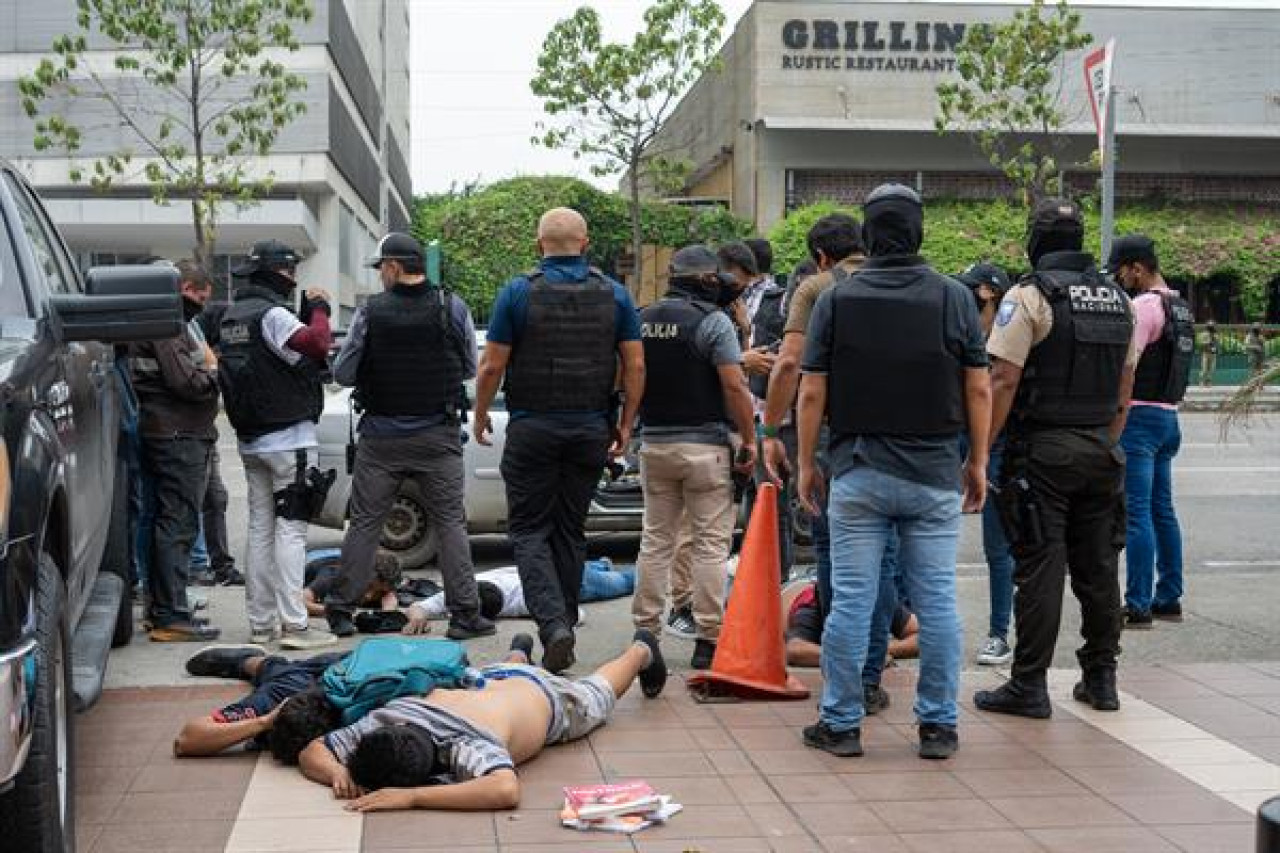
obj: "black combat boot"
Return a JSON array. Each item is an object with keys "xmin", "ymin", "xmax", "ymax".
[
  {"xmin": 1073, "ymin": 667, "xmax": 1120, "ymax": 711},
  {"xmin": 973, "ymin": 676, "xmax": 1053, "ymax": 719}
]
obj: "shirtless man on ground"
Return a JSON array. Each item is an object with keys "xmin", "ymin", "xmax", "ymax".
[{"xmin": 297, "ymin": 629, "xmax": 668, "ymax": 812}]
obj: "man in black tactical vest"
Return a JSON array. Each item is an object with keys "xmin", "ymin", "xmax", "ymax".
[
  {"xmin": 325, "ymin": 233, "xmax": 494, "ymax": 641},
  {"xmin": 795, "ymin": 184, "xmax": 991, "ymax": 762},
  {"xmin": 974, "ymin": 200, "xmax": 1139, "ymax": 719},
  {"xmin": 473, "ymin": 208, "xmax": 645, "ymax": 673},
  {"xmin": 220, "ymin": 240, "xmax": 337, "ymax": 650},
  {"xmin": 1108, "ymin": 235, "xmax": 1195, "ymax": 628},
  {"xmin": 631, "ymin": 247, "xmax": 758, "ymax": 670}
]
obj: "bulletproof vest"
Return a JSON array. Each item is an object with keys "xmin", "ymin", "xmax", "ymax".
[
  {"xmin": 639, "ymin": 293, "xmax": 727, "ymax": 428},
  {"xmin": 748, "ymin": 285, "xmax": 787, "ymax": 399},
  {"xmin": 1014, "ymin": 269, "xmax": 1133, "ymax": 428},
  {"xmin": 357, "ymin": 285, "xmax": 464, "ymax": 417},
  {"xmin": 504, "ymin": 270, "xmax": 617, "ymax": 413},
  {"xmin": 1133, "ymin": 291, "xmax": 1195, "ymax": 404},
  {"xmin": 828, "ymin": 267, "xmax": 965, "ymax": 436},
  {"xmin": 217, "ymin": 284, "xmax": 323, "ymax": 441}
]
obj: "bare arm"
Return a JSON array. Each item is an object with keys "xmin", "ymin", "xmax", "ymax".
[
  {"xmin": 472, "ymin": 342, "xmax": 511, "ymax": 445},
  {"xmin": 1109, "ymin": 364, "xmax": 1136, "ymax": 443},
  {"xmin": 173, "ymin": 712, "xmax": 275, "ymax": 757},
  {"xmin": 299, "ymin": 737, "xmax": 361, "ymax": 799},
  {"xmin": 718, "ymin": 364, "xmax": 756, "ymax": 450},
  {"xmin": 962, "ymin": 367, "xmax": 992, "ymax": 513},
  {"xmin": 988, "ymin": 357, "xmax": 1023, "ymax": 449},
  {"xmin": 795, "ymin": 373, "xmax": 828, "ymax": 515},
  {"xmin": 345, "ymin": 768, "xmax": 522, "ymax": 813},
  {"xmin": 762, "ymin": 332, "xmax": 804, "ymax": 430},
  {"xmin": 786, "ymin": 637, "xmax": 821, "ymax": 668},
  {"xmin": 613, "ymin": 340, "xmax": 645, "ymax": 456}
]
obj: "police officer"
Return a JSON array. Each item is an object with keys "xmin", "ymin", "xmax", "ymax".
[
  {"xmin": 326, "ymin": 233, "xmax": 494, "ymax": 640},
  {"xmin": 472, "ymin": 208, "xmax": 644, "ymax": 673},
  {"xmin": 1108, "ymin": 235, "xmax": 1195, "ymax": 627},
  {"xmin": 220, "ymin": 239, "xmax": 336, "ymax": 649},
  {"xmin": 632, "ymin": 246, "xmax": 757, "ymax": 670},
  {"xmin": 975, "ymin": 199, "xmax": 1139, "ymax": 719}
]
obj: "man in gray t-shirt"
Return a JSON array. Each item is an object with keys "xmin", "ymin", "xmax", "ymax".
[{"xmin": 631, "ymin": 247, "xmax": 757, "ymax": 670}]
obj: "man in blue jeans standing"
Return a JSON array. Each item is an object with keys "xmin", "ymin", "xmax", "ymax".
[
  {"xmin": 1108, "ymin": 235, "xmax": 1195, "ymax": 627},
  {"xmin": 795, "ymin": 185, "xmax": 991, "ymax": 761}
]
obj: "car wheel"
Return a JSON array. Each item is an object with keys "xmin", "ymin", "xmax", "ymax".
[
  {"xmin": 0, "ymin": 553, "xmax": 76, "ymax": 853},
  {"xmin": 379, "ymin": 489, "xmax": 439, "ymax": 569},
  {"xmin": 103, "ymin": 458, "xmax": 133, "ymax": 648}
]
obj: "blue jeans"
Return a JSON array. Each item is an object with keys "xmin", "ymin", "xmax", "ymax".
[
  {"xmin": 863, "ymin": 528, "xmax": 900, "ymax": 688},
  {"xmin": 822, "ymin": 466, "xmax": 962, "ymax": 730},
  {"xmin": 579, "ymin": 559, "xmax": 636, "ymax": 602},
  {"xmin": 190, "ymin": 524, "xmax": 211, "ymax": 571},
  {"xmin": 134, "ymin": 471, "xmax": 156, "ymax": 591},
  {"xmin": 983, "ymin": 441, "xmax": 1016, "ymax": 639},
  {"xmin": 1121, "ymin": 406, "xmax": 1184, "ymax": 611}
]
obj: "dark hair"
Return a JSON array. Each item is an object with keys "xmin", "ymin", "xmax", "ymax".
[
  {"xmin": 269, "ymin": 688, "xmax": 342, "ymax": 765},
  {"xmin": 175, "ymin": 259, "xmax": 213, "ymax": 290},
  {"xmin": 716, "ymin": 241, "xmax": 758, "ymax": 277},
  {"xmin": 806, "ymin": 214, "xmax": 864, "ymax": 265},
  {"xmin": 348, "ymin": 725, "xmax": 438, "ymax": 791},
  {"xmin": 477, "ymin": 581, "xmax": 503, "ymax": 621},
  {"xmin": 372, "ymin": 552, "xmax": 403, "ymax": 587},
  {"xmin": 745, "ymin": 238, "xmax": 773, "ymax": 274},
  {"xmin": 791, "ymin": 259, "xmax": 819, "ymax": 284}
]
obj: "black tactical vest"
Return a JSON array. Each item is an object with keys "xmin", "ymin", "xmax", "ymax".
[
  {"xmin": 1133, "ymin": 291, "xmax": 1195, "ymax": 405},
  {"xmin": 504, "ymin": 270, "xmax": 617, "ymax": 413},
  {"xmin": 357, "ymin": 284, "xmax": 464, "ymax": 417},
  {"xmin": 828, "ymin": 267, "xmax": 965, "ymax": 436},
  {"xmin": 748, "ymin": 284, "xmax": 787, "ymax": 399},
  {"xmin": 218, "ymin": 285, "xmax": 323, "ymax": 441},
  {"xmin": 639, "ymin": 293, "xmax": 727, "ymax": 428},
  {"xmin": 1014, "ymin": 267, "xmax": 1133, "ymax": 428}
]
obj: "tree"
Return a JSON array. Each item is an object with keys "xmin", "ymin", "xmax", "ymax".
[
  {"xmin": 935, "ymin": 0, "xmax": 1093, "ymax": 203},
  {"xmin": 18, "ymin": 0, "xmax": 314, "ymax": 266},
  {"xmin": 530, "ymin": 0, "xmax": 726, "ymax": 291}
]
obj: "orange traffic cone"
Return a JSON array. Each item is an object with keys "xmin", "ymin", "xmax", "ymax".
[{"xmin": 687, "ymin": 482, "xmax": 810, "ymax": 702}]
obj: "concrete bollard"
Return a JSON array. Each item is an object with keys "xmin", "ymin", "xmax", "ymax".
[{"xmin": 1259, "ymin": 796, "xmax": 1280, "ymax": 853}]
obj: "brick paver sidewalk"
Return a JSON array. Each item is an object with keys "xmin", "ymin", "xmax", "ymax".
[{"xmin": 76, "ymin": 663, "xmax": 1278, "ymax": 852}]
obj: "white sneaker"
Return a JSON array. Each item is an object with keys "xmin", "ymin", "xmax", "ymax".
[
  {"xmin": 279, "ymin": 627, "xmax": 337, "ymax": 650},
  {"xmin": 976, "ymin": 635, "xmax": 1013, "ymax": 666},
  {"xmin": 249, "ymin": 627, "xmax": 279, "ymax": 645}
]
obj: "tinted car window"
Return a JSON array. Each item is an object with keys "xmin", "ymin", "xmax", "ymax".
[
  {"xmin": 0, "ymin": 194, "xmax": 33, "ymax": 317},
  {"xmin": 3, "ymin": 173, "xmax": 77, "ymax": 298}
]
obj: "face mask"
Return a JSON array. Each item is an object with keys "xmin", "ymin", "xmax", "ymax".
[
  {"xmin": 182, "ymin": 296, "xmax": 204, "ymax": 322},
  {"xmin": 715, "ymin": 280, "xmax": 740, "ymax": 308}
]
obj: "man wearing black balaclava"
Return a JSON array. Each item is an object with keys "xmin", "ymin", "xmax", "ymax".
[
  {"xmin": 974, "ymin": 199, "xmax": 1138, "ymax": 721},
  {"xmin": 127, "ymin": 260, "xmax": 223, "ymax": 642},
  {"xmin": 794, "ymin": 184, "xmax": 991, "ymax": 762}
]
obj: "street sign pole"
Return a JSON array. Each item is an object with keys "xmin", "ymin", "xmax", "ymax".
[
  {"xmin": 1100, "ymin": 85, "xmax": 1117, "ymax": 264},
  {"xmin": 1084, "ymin": 39, "xmax": 1117, "ymax": 263}
]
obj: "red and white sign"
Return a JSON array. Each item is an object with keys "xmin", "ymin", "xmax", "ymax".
[{"xmin": 1084, "ymin": 38, "xmax": 1116, "ymax": 156}]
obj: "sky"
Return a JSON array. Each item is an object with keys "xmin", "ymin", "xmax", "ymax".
[{"xmin": 407, "ymin": 0, "xmax": 1279, "ymax": 196}]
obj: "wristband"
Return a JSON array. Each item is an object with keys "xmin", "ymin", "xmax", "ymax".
[{"xmin": 760, "ymin": 424, "xmax": 780, "ymax": 439}]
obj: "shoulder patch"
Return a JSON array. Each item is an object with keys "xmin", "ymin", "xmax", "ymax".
[{"xmin": 996, "ymin": 298, "xmax": 1018, "ymax": 327}]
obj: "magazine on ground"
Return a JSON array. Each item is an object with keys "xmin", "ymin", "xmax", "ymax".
[{"xmin": 560, "ymin": 781, "xmax": 684, "ymax": 834}]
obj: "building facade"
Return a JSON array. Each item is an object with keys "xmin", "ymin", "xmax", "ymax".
[
  {"xmin": 0, "ymin": 0, "xmax": 412, "ymax": 320},
  {"xmin": 652, "ymin": 0, "xmax": 1280, "ymax": 230}
]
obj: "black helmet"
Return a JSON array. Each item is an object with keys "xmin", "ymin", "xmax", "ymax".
[{"xmin": 233, "ymin": 240, "xmax": 300, "ymax": 278}]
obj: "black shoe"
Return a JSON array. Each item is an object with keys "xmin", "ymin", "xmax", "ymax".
[
  {"xmin": 509, "ymin": 633, "xmax": 535, "ymax": 662},
  {"xmin": 189, "ymin": 567, "xmax": 217, "ymax": 587},
  {"xmin": 690, "ymin": 638, "xmax": 716, "ymax": 670},
  {"xmin": 1073, "ymin": 667, "xmax": 1120, "ymax": 711},
  {"xmin": 447, "ymin": 612, "xmax": 497, "ymax": 641},
  {"xmin": 326, "ymin": 609, "xmax": 357, "ymax": 638},
  {"xmin": 1124, "ymin": 606, "xmax": 1154, "ymax": 630},
  {"xmin": 355, "ymin": 610, "xmax": 409, "ymax": 634},
  {"xmin": 633, "ymin": 629, "xmax": 667, "ymax": 699},
  {"xmin": 184, "ymin": 644, "xmax": 266, "ymax": 679},
  {"xmin": 150, "ymin": 621, "xmax": 222, "ymax": 643},
  {"xmin": 803, "ymin": 722, "xmax": 863, "ymax": 757},
  {"xmin": 542, "ymin": 626, "xmax": 576, "ymax": 673},
  {"xmin": 215, "ymin": 566, "xmax": 246, "ymax": 587},
  {"xmin": 918, "ymin": 724, "xmax": 959, "ymax": 760},
  {"xmin": 863, "ymin": 683, "xmax": 891, "ymax": 716},
  {"xmin": 973, "ymin": 679, "xmax": 1053, "ymax": 719},
  {"xmin": 1152, "ymin": 601, "xmax": 1183, "ymax": 623}
]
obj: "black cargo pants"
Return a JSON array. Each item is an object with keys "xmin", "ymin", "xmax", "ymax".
[
  {"xmin": 1005, "ymin": 427, "xmax": 1127, "ymax": 682},
  {"xmin": 500, "ymin": 415, "xmax": 611, "ymax": 644}
]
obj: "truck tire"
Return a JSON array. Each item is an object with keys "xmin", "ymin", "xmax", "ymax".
[
  {"xmin": 378, "ymin": 483, "xmax": 440, "ymax": 569},
  {"xmin": 0, "ymin": 553, "xmax": 76, "ymax": 853},
  {"xmin": 103, "ymin": 458, "xmax": 134, "ymax": 648}
]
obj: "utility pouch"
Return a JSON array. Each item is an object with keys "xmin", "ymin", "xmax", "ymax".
[{"xmin": 275, "ymin": 450, "xmax": 338, "ymax": 522}]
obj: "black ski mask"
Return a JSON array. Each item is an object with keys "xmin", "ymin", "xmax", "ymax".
[
  {"xmin": 861, "ymin": 184, "xmax": 924, "ymax": 258},
  {"xmin": 181, "ymin": 296, "xmax": 204, "ymax": 323},
  {"xmin": 251, "ymin": 268, "xmax": 297, "ymax": 300}
]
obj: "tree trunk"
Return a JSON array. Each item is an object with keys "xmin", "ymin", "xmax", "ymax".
[
  {"xmin": 191, "ymin": 198, "xmax": 209, "ymax": 268},
  {"xmin": 628, "ymin": 166, "xmax": 643, "ymax": 299}
]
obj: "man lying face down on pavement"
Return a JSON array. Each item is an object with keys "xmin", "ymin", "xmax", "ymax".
[{"xmin": 296, "ymin": 630, "xmax": 668, "ymax": 812}]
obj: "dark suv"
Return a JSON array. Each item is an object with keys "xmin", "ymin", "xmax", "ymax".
[{"xmin": 0, "ymin": 161, "xmax": 183, "ymax": 852}]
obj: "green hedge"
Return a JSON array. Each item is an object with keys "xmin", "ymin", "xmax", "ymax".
[
  {"xmin": 412, "ymin": 176, "xmax": 754, "ymax": 319},
  {"xmin": 767, "ymin": 200, "xmax": 1280, "ymax": 319}
]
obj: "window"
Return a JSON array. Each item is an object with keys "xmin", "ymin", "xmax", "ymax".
[
  {"xmin": 339, "ymin": 200, "xmax": 357, "ymax": 279},
  {"xmin": 4, "ymin": 174, "xmax": 76, "ymax": 298}
]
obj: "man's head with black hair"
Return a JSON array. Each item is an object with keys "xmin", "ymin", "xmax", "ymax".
[
  {"xmin": 269, "ymin": 688, "xmax": 342, "ymax": 765},
  {"xmin": 372, "ymin": 552, "xmax": 403, "ymax": 588},
  {"xmin": 348, "ymin": 725, "xmax": 440, "ymax": 791},
  {"xmin": 805, "ymin": 214, "xmax": 864, "ymax": 269},
  {"xmin": 745, "ymin": 238, "xmax": 773, "ymax": 275},
  {"xmin": 791, "ymin": 258, "xmax": 819, "ymax": 285},
  {"xmin": 477, "ymin": 580, "xmax": 504, "ymax": 621},
  {"xmin": 716, "ymin": 241, "xmax": 758, "ymax": 290}
]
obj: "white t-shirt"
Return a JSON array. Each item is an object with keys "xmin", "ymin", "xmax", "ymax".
[
  {"xmin": 412, "ymin": 566, "xmax": 584, "ymax": 625},
  {"xmin": 239, "ymin": 306, "xmax": 319, "ymax": 455}
]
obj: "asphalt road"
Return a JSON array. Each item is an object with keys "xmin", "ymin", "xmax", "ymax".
[{"xmin": 105, "ymin": 412, "xmax": 1280, "ymax": 688}]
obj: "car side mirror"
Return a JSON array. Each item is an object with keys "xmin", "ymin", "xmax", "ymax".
[{"xmin": 48, "ymin": 265, "xmax": 184, "ymax": 344}]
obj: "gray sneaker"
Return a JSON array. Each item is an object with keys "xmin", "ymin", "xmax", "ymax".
[
  {"xmin": 976, "ymin": 635, "xmax": 1013, "ymax": 666},
  {"xmin": 279, "ymin": 627, "xmax": 337, "ymax": 650},
  {"xmin": 664, "ymin": 606, "xmax": 697, "ymax": 639}
]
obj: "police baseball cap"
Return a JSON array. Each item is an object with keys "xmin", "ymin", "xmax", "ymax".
[
  {"xmin": 956, "ymin": 262, "xmax": 1012, "ymax": 297},
  {"xmin": 366, "ymin": 232, "xmax": 424, "ymax": 268},
  {"xmin": 233, "ymin": 239, "xmax": 300, "ymax": 277},
  {"xmin": 1027, "ymin": 198, "xmax": 1084, "ymax": 233},
  {"xmin": 669, "ymin": 245, "xmax": 736, "ymax": 286},
  {"xmin": 1106, "ymin": 234, "xmax": 1158, "ymax": 272}
]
